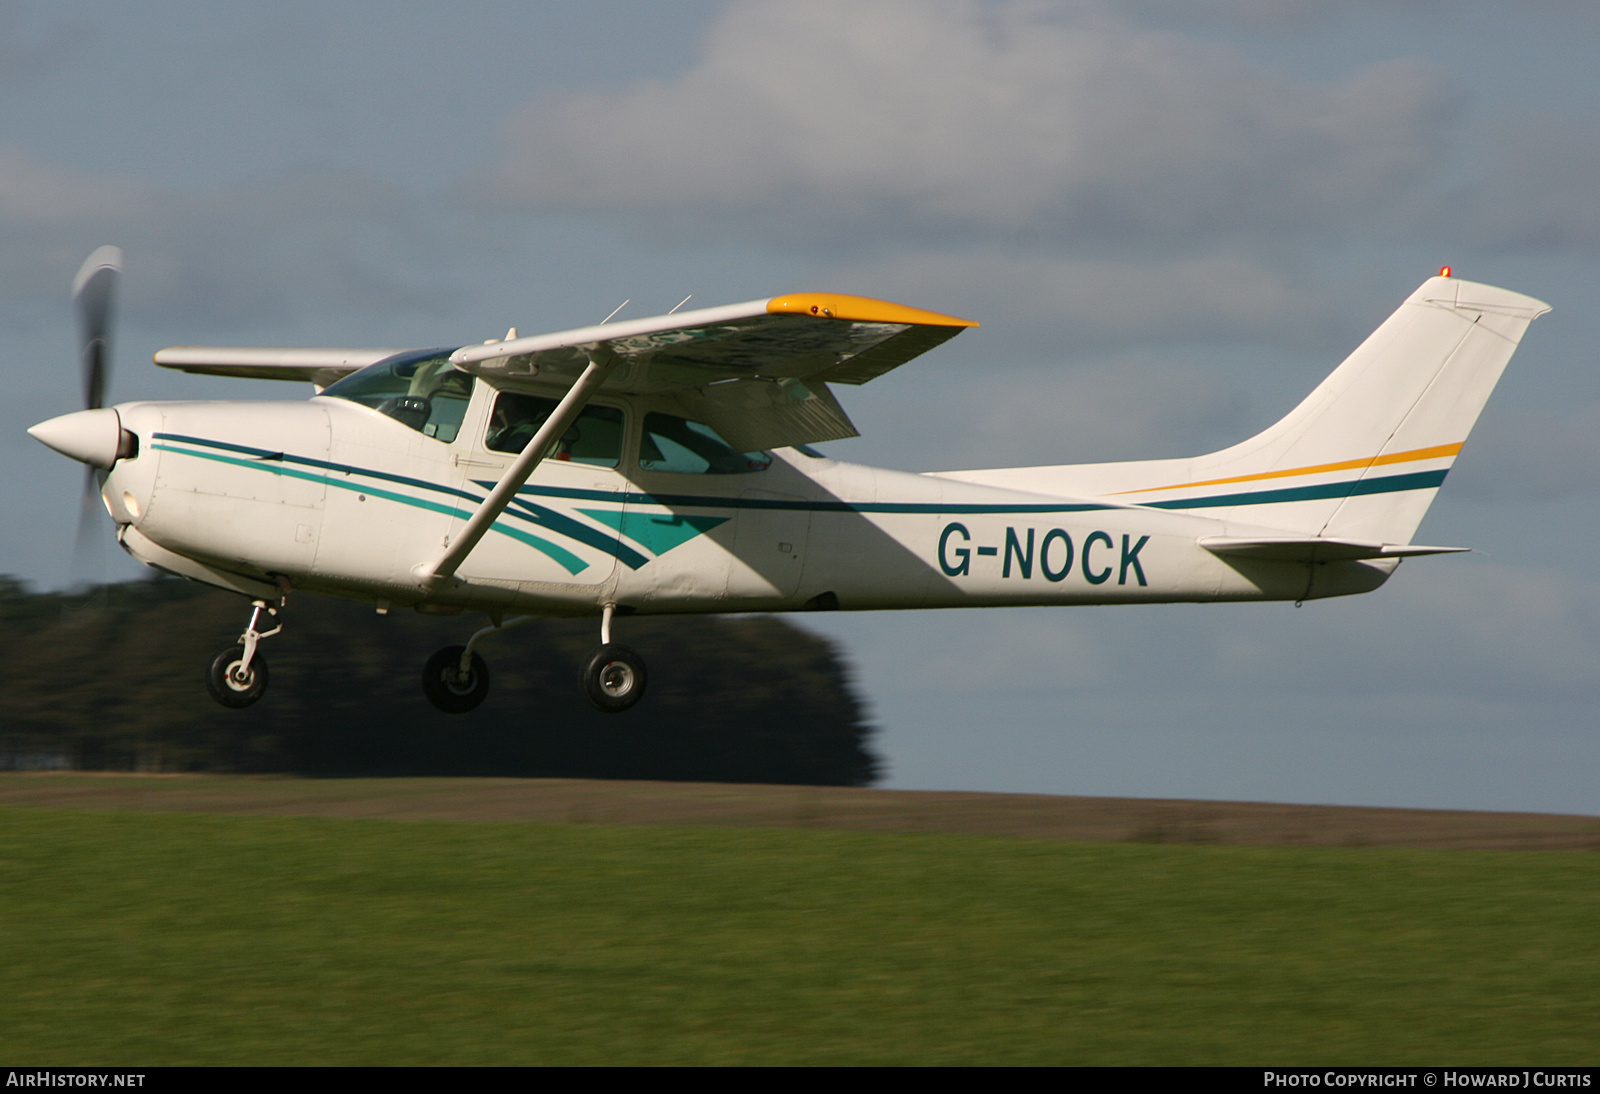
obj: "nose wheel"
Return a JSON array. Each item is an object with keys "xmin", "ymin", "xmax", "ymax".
[
  {"xmin": 205, "ymin": 598, "xmax": 281, "ymax": 709},
  {"xmin": 205, "ymin": 643, "xmax": 269, "ymax": 708}
]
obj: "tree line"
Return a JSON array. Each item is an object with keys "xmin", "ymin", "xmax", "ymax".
[{"xmin": 0, "ymin": 575, "xmax": 878, "ymax": 785}]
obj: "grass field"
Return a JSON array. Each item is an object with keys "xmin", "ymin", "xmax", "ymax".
[{"xmin": 2, "ymin": 788, "xmax": 1596, "ymax": 1065}]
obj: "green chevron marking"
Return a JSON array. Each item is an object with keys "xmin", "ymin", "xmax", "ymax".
[{"xmin": 578, "ymin": 509, "xmax": 728, "ymax": 556}]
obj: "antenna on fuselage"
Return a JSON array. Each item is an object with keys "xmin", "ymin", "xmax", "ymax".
[
  {"xmin": 599, "ymin": 299, "xmax": 629, "ymax": 325},
  {"xmin": 668, "ymin": 295, "xmax": 692, "ymax": 315}
]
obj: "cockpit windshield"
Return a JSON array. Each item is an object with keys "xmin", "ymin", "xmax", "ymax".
[{"xmin": 321, "ymin": 348, "xmax": 474, "ymax": 442}]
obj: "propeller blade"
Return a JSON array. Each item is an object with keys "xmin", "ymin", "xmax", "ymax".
[
  {"xmin": 66, "ymin": 246, "xmax": 122, "ymax": 598},
  {"xmin": 73, "ymin": 245, "xmax": 122, "ymax": 411},
  {"xmin": 69, "ymin": 465, "xmax": 107, "ymax": 595}
]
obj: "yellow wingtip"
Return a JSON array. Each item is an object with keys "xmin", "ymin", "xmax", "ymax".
[{"xmin": 767, "ymin": 293, "xmax": 978, "ymax": 328}]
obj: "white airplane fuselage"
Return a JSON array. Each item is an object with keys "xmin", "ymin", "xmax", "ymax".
[
  {"xmin": 102, "ymin": 386, "xmax": 1390, "ymax": 620},
  {"xmin": 31, "ymin": 271, "xmax": 1547, "ymax": 711}
]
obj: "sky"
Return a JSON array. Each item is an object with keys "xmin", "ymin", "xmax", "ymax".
[{"xmin": 4, "ymin": 1, "xmax": 1599, "ymax": 814}]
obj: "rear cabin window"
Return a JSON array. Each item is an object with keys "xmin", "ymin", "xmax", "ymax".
[
  {"xmin": 639, "ymin": 413, "xmax": 771, "ymax": 475},
  {"xmin": 486, "ymin": 393, "xmax": 624, "ymax": 468}
]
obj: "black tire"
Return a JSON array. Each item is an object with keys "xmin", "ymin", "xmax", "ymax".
[
  {"xmin": 422, "ymin": 645, "xmax": 490, "ymax": 713},
  {"xmin": 205, "ymin": 644, "xmax": 268, "ymax": 709},
  {"xmin": 581, "ymin": 643, "xmax": 647, "ymax": 713}
]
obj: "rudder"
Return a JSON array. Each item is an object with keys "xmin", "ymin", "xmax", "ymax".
[{"xmin": 939, "ymin": 274, "xmax": 1550, "ymax": 544}]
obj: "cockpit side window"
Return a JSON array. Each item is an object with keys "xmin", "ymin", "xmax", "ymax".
[
  {"xmin": 321, "ymin": 348, "xmax": 474, "ymax": 443},
  {"xmin": 486, "ymin": 392, "xmax": 624, "ymax": 468},
  {"xmin": 639, "ymin": 413, "xmax": 771, "ymax": 474}
]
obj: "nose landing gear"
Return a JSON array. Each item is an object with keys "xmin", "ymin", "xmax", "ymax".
[{"xmin": 205, "ymin": 598, "xmax": 281, "ymax": 708}]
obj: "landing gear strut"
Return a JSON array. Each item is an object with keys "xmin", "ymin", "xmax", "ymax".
[
  {"xmin": 419, "ymin": 605, "xmax": 647, "ymax": 714},
  {"xmin": 420, "ymin": 614, "xmax": 535, "ymax": 714},
  {"xmin": 581, "ymin": 604, "xmax": 646, "ymax": 714},
  {"xmin": 421, "ymin": 645, "xmax": 490, "ymax": 713},
  {"xmin": 205, "ymin": 598, "xmax": 281, "ymax": 708}
]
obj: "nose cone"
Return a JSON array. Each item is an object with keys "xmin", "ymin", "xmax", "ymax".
[{"xmin": 28, "ymin": 408, "xmax": 123, "ymax": 468}]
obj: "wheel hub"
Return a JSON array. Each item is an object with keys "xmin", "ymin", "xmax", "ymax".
[{"xmin": 598, "ymin": 661, "xmax": 634, "ymax": 696}]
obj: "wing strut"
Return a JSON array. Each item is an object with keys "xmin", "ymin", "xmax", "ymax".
[{"xmin": 416, "ymin": 344, "xmax": 621, "ymax": 586}]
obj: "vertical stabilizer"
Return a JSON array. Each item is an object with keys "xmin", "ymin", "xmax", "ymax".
[{"xmin": 938, "ymin": 275, "xmax": 1550, "ymax": 543}]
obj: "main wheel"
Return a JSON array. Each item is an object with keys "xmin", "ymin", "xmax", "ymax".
[
  {"xmin": 205, "ymin": 644, "xmax": 268, "ymax": 708},
  {"xmin": 422, "ymin": 645, "xmax": 490, "ymax": 713},
  {"xmin": 581, "ymin": 643, "xmax": 646, "ymax": 713}
]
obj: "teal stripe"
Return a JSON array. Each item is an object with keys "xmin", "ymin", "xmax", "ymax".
[
  {"xmin": 154, "ymin": 431, "xmax": 1445, "ymax": 528},
  {"xmin": 579, "ymin": 508, "xmax": 728, "ymax": 555},
  {"xmin": 486, "ymin": 481, "xmax": 1119, "ymax": 515},
  {"xmin": 157, "ymin": 431, "xmax": 485, "ymax": 506},
  {"xmin": 1141, "ymin": 469, "xmax": 1449, "ymax": 510},
  {"xmin": 485, "ymin": 524, "xmax": 589, "ymax": 572},
  {"xmin": 152, "ymin": 434, "xmax": 1122, "ymax": 517},
  {"xmin": 153, "ymin": 443, "xmax": 589, "ymax": 575},
  {"xmin": 505, "ymin": 498, "xmax": 651, "ymax": 569}
]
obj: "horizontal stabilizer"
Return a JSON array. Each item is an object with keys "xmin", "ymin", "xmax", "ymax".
[{"xmin": 1199, "ymin": 536, "xmax": 1470, "ymax": 562}]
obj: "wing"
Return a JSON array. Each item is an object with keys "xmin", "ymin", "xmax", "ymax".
[
  {"xmin": 154, "ymin": 347, "xmax": 404, "ymax": 391},
  {"xmin": 449, "ymin": 293, "xmax": 977, "ymax": 451}
]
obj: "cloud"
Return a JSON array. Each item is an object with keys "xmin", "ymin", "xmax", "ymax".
[
  {"xmin": 0, "ymin": 143, "xmax": 146, "ymax": 225},
  {"xmin": 0, "ymin": 146, "xmax": 155, "ymax": 331},
  {"xmin": 1442, "ymin": 399, "xmax": 1600, "ymax": 503},
  {"xmin": 480, "ymin": 0, "xmax": 1458, "ymax": 250},
  {"xmin": 806, "ymin": 555, "xmax": 1600, "ymax": 730},
  {"xmin": 1442, "ymin": 112, "xmax": 1600, "ymax": 254},
  {"xmin": 123, "ymin": 167, "xmax": 458, "ymax": 331},
  {"xmin": 0, "ymin": 149, "xmax": 460, "ymax": 335},
  {"xmin": 1163, "ymin": 559, "xmax": 1600, "ymax": 704},
  {"xmin": 1325, "ymin": 562, "xmax": 1600, "ymax": 700},
  {"xmin": 1127, "ymin": 0, "xmax": 1600, "ymax": 33},
  {"xmin": 819, "ymin": 247, "xmax": 1318, "ymax": 353},
  {"xmin": 833, "ymin": 344, "xmax": 1256, "ymax": 472},
  {"xmin": 966, "ymin": 353, "xmax": 1253, "ymax": 464},
  {"xmin": 0, "ymin": 7, "xmax": 83, "ymax": 84}
]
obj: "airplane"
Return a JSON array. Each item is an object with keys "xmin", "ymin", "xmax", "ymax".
[{"xmin": 28, "ymin": 249, "xmax": 1549, "ymax": 714}]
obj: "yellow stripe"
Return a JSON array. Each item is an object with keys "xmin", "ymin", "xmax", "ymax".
[
  {"xmin": 1110, "ymin": 443, "xmax": 1464, "ymax": 496},
  {"xmin": 767, "ymin": 293, "xmax": 978, "ymax": 327}
]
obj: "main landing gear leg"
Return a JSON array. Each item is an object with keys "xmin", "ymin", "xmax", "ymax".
[
  {"xmin": 421, "ymin": 614, "xmax": 535, "ymax": 714},
  {"xmin": 205, "ymin": 597, "xmax": 282, "ymax": 709},
  {"xmin": 581, "ymin": 603, "xmax": 646, "ymax": 714}
]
